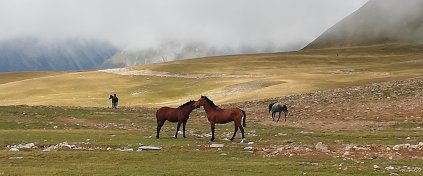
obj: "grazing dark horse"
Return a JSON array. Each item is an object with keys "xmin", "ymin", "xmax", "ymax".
[
  {"xmin": 156, "ymin": 100, "xmax": 198, "ymax": 139},
  {"xmin": 268, "ymin": 102, "xmax": 288, "ymax": 122},
  {"xmin": 194, "ymin": 96, "xmax": 246, "ymax": 142}
]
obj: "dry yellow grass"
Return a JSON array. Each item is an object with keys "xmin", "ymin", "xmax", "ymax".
[{"xmin": 0, "ymin": 44, "xmax": 422, "ymax": 107}]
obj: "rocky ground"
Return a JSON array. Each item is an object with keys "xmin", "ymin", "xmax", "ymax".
[
  {"xmin": 229, "ymin": 76, "xmax": 423, "ymax": 130},
  {"xmin": 224, "ymin": 77, "xmax": 423, "ymax": 164}
]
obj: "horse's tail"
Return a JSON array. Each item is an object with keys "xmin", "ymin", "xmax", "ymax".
[
  {"xmin": 241, "ymin": 110, "xmax": 247, "ymax": 128},
  {"xmin": 268, "ymin": 102, "xmax": 276, "ymax": 112}
]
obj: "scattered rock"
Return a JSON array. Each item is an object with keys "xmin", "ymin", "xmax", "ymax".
[
  {"xmin": 42, "ymin": 148, "xmax": 52, "ymax": 152},
  {"xmin": 343, "ymin": 151, "xmax": 350, "ymax": 157},
  {"xmin": 385, "ymin": 166, "xmax": 395, "ymax": 170},
  {"xmin": 116, "ymin": 148, "xmax": 134, "ymax": 152},
  {"xmin": 352, "ymin": 146, "xmax": 370, "ymax": 151},
  {"xmin": 300, "ymin": 162, "xmax": 319, "ymax": 166},
  {"xmin": 9, "ymin": 157, "xmax": 23, "ymax": 160},
  {"xmin": 315, "ymin": 142, "xmax": 330, "ymax": 153},
  {"xmin": 9, "ymin": 148, "xmax": 19, "ymax": 152},
  {"xmin": 247, "ymin": 142, "xmax": 254, "ymax": 145},
  {"xmin": 373, "ymin": 165, "xmax": 380, "ymax": 170},
  {"xmin": 210, "ymin": 144, "xmax": 224, "ymax": 148},
  {"xmin": 244, "ymin": 146, "xmax": 253, "ymax": 150},
  {"xmin": 299, "ymin": 131, "xmax": 314, "ymax": 134},
  {"xmin": 398, "ymin": 166, "xmax": 422, "ymax": 173},
  {"xmin": 17, "ymin": 143, "xmax": 37, "ymax": 149},
  {"xmin": 139, "ymin": 146, "xmax": 161, "ymax": 150}
]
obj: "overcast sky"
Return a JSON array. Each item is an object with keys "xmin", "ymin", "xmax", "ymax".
[{"xmin": 0, "ymin": 0, "xmax": 368, "ymax": 50}]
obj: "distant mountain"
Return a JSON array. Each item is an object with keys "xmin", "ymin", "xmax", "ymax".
[
  {"xmin": 305, "ymin": 0, "xmax": 423, "ymax": 49},
  {"xmin": 0, "ymin": 37, "xmax": 118, "ymax": 72},
  {"xmin": 101, "ymin": 41, "xmax": 297, "ymax": 68}
]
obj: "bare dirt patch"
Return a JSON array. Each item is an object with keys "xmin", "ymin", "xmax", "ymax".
[{"xmin": 99, "ymin": 68, "xmax": 270, "ymax": 78}]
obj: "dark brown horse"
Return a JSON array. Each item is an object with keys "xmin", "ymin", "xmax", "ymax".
[
  {"xmin": 156, "ymin": 100, "xmax": 198, "ymax": 139},
  {"xmin": 194, "ymin": 96, "xmax": 246, "ymax": 142}
]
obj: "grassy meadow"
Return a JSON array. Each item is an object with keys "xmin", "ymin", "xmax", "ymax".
[{"xmin": 1, "ymin": 105, "xmax": 422, "ymax": 175}]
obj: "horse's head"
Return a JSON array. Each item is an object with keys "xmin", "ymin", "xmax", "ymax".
[
  {"xmin": 268, "ymin": 102, "xmax": 276, "ymax": 112},
  {"xmin": 109, "ymin": 95, "xmax": 113, "ymax": 99},
  {"xmin": 194, "ymin": 96, "xmax": 218, "ymax": 108},
  {"xmin": 179, "ymin": 100, "xmax": 198, "ymax": 109},
  {"xmin": 194, "ymin": 96, "xmax": 206, "ymax": 108}
]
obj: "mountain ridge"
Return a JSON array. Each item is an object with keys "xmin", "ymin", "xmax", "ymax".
[{"xmin": 305, "ymin": 0, "xmax": 423, "ymax": 49}]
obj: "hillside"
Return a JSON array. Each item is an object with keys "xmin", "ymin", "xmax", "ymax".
[
  {"xmin": 0, "ymin": 37, "xmax": 118, "ymax": 72},
  {"xmin": 101, "ymin": 41, "xmax": 287, "ymax": 69},
  {"xmin": 305, "ymin": 0, "xmax": 423, "ymax": 49},
  {"xmin": 0, "ymin": 44, "xmax": 422, "ymax": 107}
]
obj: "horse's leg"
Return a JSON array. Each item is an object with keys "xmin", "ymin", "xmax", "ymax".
[
  {"xmin": 284, "ymin": 111, "xmax": 287, "ymax": 122},
  {"xmin": 182, "ymin": 121, "xmax": 187, "ymax": 138},
  {"xmin": 277, "ymin": 111, "xmax": 281, "ymax": 122},
  {"xmin": 156, "ymin": 120, "xmax": 165, "ymax": 139},
  {"xmin": 175, "ymin": 121, "xmax": 182, "ymax": 138},
  {"xmin": 239, "ymin": 126, "xmax": 245, "ymax": 139},
  {"xmin": 272, "ymin": 112, "xmax": 275, "ymax": 121},
  {"xmin": 210, "ymin": 122, "xmax": 215, "ymax": 142},
  {"xmin": 230, "ymin": 124, "xmax": 239, "ymax": 141}
]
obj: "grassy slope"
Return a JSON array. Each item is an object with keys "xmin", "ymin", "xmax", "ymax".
[{"xmin": 0, "ymin": 43, "xmax": 422, "ymax": 107}]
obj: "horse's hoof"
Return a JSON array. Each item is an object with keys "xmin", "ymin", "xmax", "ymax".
[
  {"xmin": 183, "ymin": 136, "xmax": 186, "ymax": 138},
  {"xmin": 156, "ymin": 136, "xmax": 159, "ymax": 139}
]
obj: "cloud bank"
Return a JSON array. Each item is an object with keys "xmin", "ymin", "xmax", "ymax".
[{"xmin": 0, "ymin": 0, "xmax": 367, "ymax": 51}]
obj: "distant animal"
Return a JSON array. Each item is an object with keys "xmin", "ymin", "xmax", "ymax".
[
  {"xmin": 156, "ymin": 100, "xmax": 198, "ymax": 139},
  {"xmin": 109, "ymin": 94, "xmax": 119, "ymax": 109},
  {"xmin": 268, "ymin": 102, "xmax": 288, "ymax": 122},
  {"xmin": 109, "ymin": 95, "xmax": 114, "ymax": 108},
  {"xmin": 194, "ymin": 96, "xmax": 246, "ymax": 142}
]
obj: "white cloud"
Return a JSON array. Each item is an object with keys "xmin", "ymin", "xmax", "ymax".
[{"xmin": 0, "ymin": 0, "xmax": 367, "ymax": 51}]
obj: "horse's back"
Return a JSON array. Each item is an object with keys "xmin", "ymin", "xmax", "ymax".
[
  {"xmin": 272, "ymin": 103, "xmax": 287, "ymax": 112},
  {"xmin": 156, "ymin": 107, "xmax": 179, "ymax": 122},
  {"xmin": 212, "ymin": 108, "xmax": 243, "ymax": 124}
]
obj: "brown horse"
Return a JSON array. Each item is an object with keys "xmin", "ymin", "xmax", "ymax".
[
  {"xmin": 156, "ymin": 100, "xmax": 198, "ymax": 139},
  {"xmin": 194, "ymin": 96, "xmax": 246, "ymax": 142}
]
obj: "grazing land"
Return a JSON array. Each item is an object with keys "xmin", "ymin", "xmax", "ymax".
[
  {"xmin": 0, "ymin": 44, "xmax": 422, "ymax": 107},
  {"xmin": 1, "ymin": 76, "xmax": 422, "ymax": 175},
  {"xmin": 0, "ymin": 44, "xmax": 422, "ymax": 175}
]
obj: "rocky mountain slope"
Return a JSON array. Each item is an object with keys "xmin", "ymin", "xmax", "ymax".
[{"xmin": 305, "ymin": 0, "xmax": 423, "ymax": 49}]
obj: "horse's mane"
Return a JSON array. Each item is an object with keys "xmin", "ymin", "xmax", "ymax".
[
  {"xmin": 179, "ymin": 100, "xmax": 195, "ymax": 108},
  {"xmin": 201, "ymin": 96, "xmax": 218, "ymax": 108}
]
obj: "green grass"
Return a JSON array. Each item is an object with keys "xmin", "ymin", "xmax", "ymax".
[{"xmin": 0, "ymin": 106, "xmax": 422, "ymax": 175}]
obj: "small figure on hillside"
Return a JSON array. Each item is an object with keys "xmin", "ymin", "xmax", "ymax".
[{"xmin": 109, "ymin": 94, "xmax": 119, "ymax": 109}]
